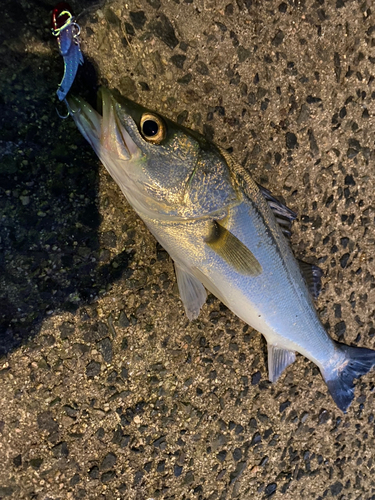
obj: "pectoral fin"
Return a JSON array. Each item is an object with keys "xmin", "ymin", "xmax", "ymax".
[
  {"xmin": 206, "ymin": 221, "xmax": 262, "ymax": 276},
  {"xmin": 174, "ymin": 263, "xmax": 207, "ymax": 320},
  {"xmin": 268, "ymin": 344, "xmax": 296, "ymax": 382}
]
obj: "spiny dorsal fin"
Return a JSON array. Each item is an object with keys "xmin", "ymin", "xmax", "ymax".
[
  {"xmin": 257, "ymin": 184, "xmax": 297, "ymax": 238},
  {"xmin": 298, "ymin": 260, "xmax": 324, "ymax": 299},
  {"xmin": 206, "ymin": 221, "xmax": 262, "ymax": 276},
  {"xmin": 218, "ymin": 148, "xmax": 296, "ymax": 237},
  {"xmin": 256, "ymin": 183, "xmax": 323, "ymax": 297}
]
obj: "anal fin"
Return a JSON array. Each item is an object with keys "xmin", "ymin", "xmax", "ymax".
[
  {"xmin": 268, "ymin": 344, "xmax": 296, "ymax": 382},
  {"xmin": 174, "ymin": 263, "xmax": 207, "ymax": 320}
]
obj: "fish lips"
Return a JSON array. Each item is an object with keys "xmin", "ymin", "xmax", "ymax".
[{"xmin": 66, "ymin": 88, "xmax": 140, "ymax": 162}]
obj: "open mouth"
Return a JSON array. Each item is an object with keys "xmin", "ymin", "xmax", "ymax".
[{"xmin": 66, "ymin": 88, "xmax": 138, "ymax": 161}]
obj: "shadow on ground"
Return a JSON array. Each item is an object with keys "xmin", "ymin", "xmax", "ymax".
[{"xmin": 0, "ymin": 0, "xmax": 133, "ymax": 356}]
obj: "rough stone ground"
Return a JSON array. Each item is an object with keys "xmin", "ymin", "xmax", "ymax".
[{"xmin": 1, "ymin": 0, "xmax": 375, "ymax": 498}]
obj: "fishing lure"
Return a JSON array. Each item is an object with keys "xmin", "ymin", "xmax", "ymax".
[{"xmin": 51, "ymin": 2, "xmax": 84, "ymax": 101}]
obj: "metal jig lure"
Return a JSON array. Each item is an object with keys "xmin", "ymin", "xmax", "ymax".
[{"xmin": 51, "ymin": 2, "xmax": 84, "ymax": 101}]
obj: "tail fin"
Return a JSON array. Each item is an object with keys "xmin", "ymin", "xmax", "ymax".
[{"xmin": 322, "ymin": 341, "xmax": 375, "ymax": 413}]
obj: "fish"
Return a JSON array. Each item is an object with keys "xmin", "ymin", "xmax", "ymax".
[
  {"xmin": 51, "ymin": 2, "xmax": 84, "ymax": 101},
  {"xmin": 66, "ymin": 87, "xmax": 375, "ymax": 412}
]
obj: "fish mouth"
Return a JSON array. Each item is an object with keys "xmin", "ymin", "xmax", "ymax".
[{"xmin": 66, "ymin": 88, "xmax": 139, "ymax": 161}]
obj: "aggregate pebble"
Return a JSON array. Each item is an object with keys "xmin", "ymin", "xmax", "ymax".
[{"xmin": 100, "ymin": 452, "xmax": 117, "ymax": 471}]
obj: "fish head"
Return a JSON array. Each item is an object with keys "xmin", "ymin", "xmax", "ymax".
[{"xmin": 67, "ymin": 88, "xmax": 214, "ymax": 220}]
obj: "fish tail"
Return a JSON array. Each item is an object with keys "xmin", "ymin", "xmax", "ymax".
[{"xmin": 322, "ymin": 341, "xmax": 375, "ymax": 413}]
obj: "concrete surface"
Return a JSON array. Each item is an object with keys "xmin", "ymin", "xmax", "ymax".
[{"xmin": 1, "ymin": 0, "xmax": 375, "ymax": 498}]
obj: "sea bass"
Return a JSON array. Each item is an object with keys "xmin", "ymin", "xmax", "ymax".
[{"xmin": 67, "ymin": 88, "xmax": 375, "ymax": 412}]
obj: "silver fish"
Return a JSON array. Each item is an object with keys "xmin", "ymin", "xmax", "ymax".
[{"xmin": 67, "ymin": 88, "xmax": 375, "ymax": 412}]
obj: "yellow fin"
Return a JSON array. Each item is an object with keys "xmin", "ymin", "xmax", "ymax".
[{"xmin": 206, "ymin": 221, "xmax": 262, "ymax": 276}]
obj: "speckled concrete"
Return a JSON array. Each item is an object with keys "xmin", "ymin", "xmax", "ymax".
[{"xmin": 1, "ymin": 0, "xmax": 375, "ymax": 499}]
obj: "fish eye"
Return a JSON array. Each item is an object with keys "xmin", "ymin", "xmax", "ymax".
[{"xmin": 140, "ymin": 113, "xmax": 166, "ymax": 144}]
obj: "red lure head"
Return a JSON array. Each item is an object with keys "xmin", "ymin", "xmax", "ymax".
[{"xmin": 51, "ymin": 2, "xmax": 74, "ymax": 32}]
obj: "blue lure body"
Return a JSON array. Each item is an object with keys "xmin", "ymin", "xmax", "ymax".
[{"xmin": 51, "ymin": 3, "xmax": 83, "ymax": 101}]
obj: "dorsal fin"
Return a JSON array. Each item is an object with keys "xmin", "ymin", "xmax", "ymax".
[
  {"xmin": 298, "ymin": 260, "xmax": 324, "ymax": 299},
  {"xmin": 257, "ymin": 183, "xmax": 297, "ymax": 238},
  {"xmin": 256, "ymin": 184, "xmax": 323, "ymax": 298},
  {"xmin": 218, "ymin": 149, "xmax": 296, "ymax": 237}
]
